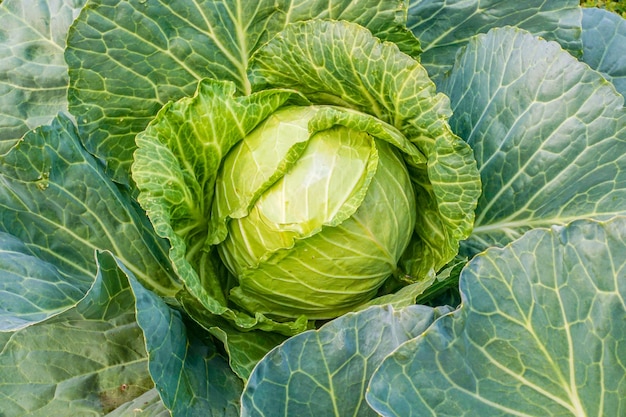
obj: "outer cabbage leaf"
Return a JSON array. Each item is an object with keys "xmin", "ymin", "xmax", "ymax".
[
  {"xmin": 367, "ymin": 217, "xmax": 626, "ymax": 417},
  {"xmin": 118, "ymin": 258, "xmax": 243, "ymax": 417},
  {"xmin": 242, "ymin": 304, "xmax": 452, "ymax": 417},
  {"xmin": 66, "ymin": 0, "xmax": 418, "ymax": 184},
  {"xmin": 439, "ymin": 27, "xmax": 626, "ymax": 256},
  {"xmin": 249, "ymin": 19, "xmax": 480, "ymax": 281},
  {"xmin": 0, "ymin": 115, "xmax": 181, "ymax": 325},
  {"xmin": 0, "ymin": 252, "xmax": 153, "ymax": 416},
  {"xmin": 0, "ymin": 232, "xmax": 85, "ymax": 331},
  {"xmin": 581, "ymin": 8, "xmax": 626, "ymax": 98},
  {"xmin": 407, "ymin": 0, "xmax": 582, "ymax": 85},
  {"xmin": 0, "ymin": 0, "xmax": 86, "ymax": 152},
  {"xmin": 0, "ymin": 250, "xmax": 241, "ymax": 417}
]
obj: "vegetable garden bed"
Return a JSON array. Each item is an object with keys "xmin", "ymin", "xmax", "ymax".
[{"xmin": 0, "ymin": 1, "xmax": 625, "ymax": 416}]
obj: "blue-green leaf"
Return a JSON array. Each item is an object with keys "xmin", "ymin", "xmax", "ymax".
[
  {"xmin": 440, "ymin": 27, "xmax": 626, "ymax": 256},
  {"xmin": 0, "ymin": 0, "xmax": 86, "ymax": 151},
  {"xmin": 119, "ymin": 259, "xmax": 243, "ymax": 417},
  {"xmin": 1, "ymin": 248, "xmax": 243, "ymax": 416},
  {"xmin": 407, "ymin": 0, "xmax": 582, "ymax": 86},
  {"xmin": 0, "ymin": 232, "xmax": 85, "ymax": 331},
  {"xmin": 581, "ymin": 8, "xmax": 626, "ymax": 98},
  {"xmin": 0, "ymin": 252, "xmax": 153, "ymax": 416},
  {"xmin": 241, "ymin": 304, "xmax": 451, "ymax": 417},
  {"xmin": 0, "ymin": 114, "xmax": 181, "ymax": 305},
  {"xmin": 367, "ymin": 217, "xmax": 626, "ymax": 416}
]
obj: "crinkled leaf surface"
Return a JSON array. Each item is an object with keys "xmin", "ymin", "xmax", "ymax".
[
  {"xmin": 0, "ymin": 0, "xmax": 86, "ymax": 151},
  {"xmin": 367, "ymin": 217, "xmax": 626, "ymax": 416},
  {"xmin": 66, "ymin": 0, "xmax": 416, "ymax": 183},
  {"xmin": 439, "ymin": 27, "xmax": 626, "ymax": 256},
  {"xmin": 133, "ymin": 78, "xmax": 309, "ymax": 336},
  {"xmin": 407, "ymin": 0, "xmax": 582, "ymax": 85},
  {"xmin": 0, "ymin": 114, "xmax": 181, "ymax": 306},
  {"xmin": 242, "ymin": 304, "xmax": 451, "ymax": 417},
  {"xmin": 249, "ymin": 19, "xmax": 480, "ymax": 281},
  {"xmin": 581, "ymin": 8, "xmax": 626, "ymax": 98},
  {"xmin": 0, "ymin": 252, "xmax": 153, "ymax": 416}
]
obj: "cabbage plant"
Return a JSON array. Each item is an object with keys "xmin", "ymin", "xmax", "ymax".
[
  {"xmin": 129, "ymin": 18, "xmax": 480, "ymax": 327},
  {"xmin": 0, "ymin": 0, "xmax": 625, "ymax": 416}
]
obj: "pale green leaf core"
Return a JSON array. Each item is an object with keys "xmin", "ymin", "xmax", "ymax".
[
  {"xmin": 216, "ymin": 106, "xmax": 417, "ymax": 319},
  {"xmin": 213, "ymin": 106, "xmax": 316, "ymax": 226}
]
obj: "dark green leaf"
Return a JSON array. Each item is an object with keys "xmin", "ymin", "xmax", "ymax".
[
  {"xmin": 1, "ymin": 248, "xmax": 244, "ymax": 416},
  {"xmin": 440, "ymin": 27, "xmax": 626, "ymax": 255},
  {"xmin": 407, "ymin": 0, "xmax": 582, "ymax": 85},
  {"xmin": 368, "ymin": 217, "xmax": 626, "ymax": 416},
  {"xmin": 0, "ymin": 252, "xmax": 153, "ymax": 416},
  {"xmin": 0, "ymin": 0, "xmax": 86, "ymax": 151},
  {"xmin": 0, "ymin": 114, "xmax": 181, "ymax": 301},
  {"xmin": 119, "ymin": 260, "xmax": 243, "ymax": 417},
  {"xmin": 0, "ymin": 232, "xmax": 85, "ymax": 331},
  {"xmin": 242, "ymin": 304, "xmax": 451, "ymax": 417},
  {"xmin": 581, "ymin": 8, "xmax": 626, "ymax": 97}
]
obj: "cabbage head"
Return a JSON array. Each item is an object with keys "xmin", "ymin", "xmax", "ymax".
[
  {"xmin": 213, "ymin": 106, "xmax": 417, "ymax": 319},
  {"xmin": 131, "ymin": 20, "xmax": 481, "ymax": 331}
]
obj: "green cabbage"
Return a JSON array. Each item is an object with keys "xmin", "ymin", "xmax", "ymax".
[
  {"xmin": 3, "ymin": 0, "xmax": 626, "ymax": 415},
  {"xmin": 214, "ymin": 106, "xmax": 417, "ymax": 319}
]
